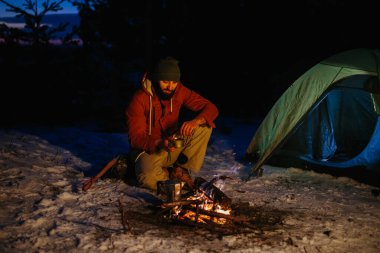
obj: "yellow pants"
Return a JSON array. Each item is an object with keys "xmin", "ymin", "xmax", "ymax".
[{"xmin": 134, "ymin": 126, "xmax": 212, "ymax": 191}]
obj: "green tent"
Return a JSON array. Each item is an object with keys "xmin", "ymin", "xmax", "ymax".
[{"xmin": 246, "ymin": 48, "xmax": 380, "ymax": 178}]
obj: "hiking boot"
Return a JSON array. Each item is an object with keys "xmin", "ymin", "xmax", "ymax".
[
  {"xmin": 101, "ymin": 154, "xmax": 129, "ymax": 180},
  {"xmin": 169, "ymin": 166, "xmax": 194, "ymax": 191}
]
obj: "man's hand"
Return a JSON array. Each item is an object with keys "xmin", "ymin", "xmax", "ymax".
[
  {"xmin": 179, "ymin": 117, "xmax": 206, "ymax": 136},
  {"xmin": 162, "ymin": 138, "xmax": 176, "ymax": 152}
]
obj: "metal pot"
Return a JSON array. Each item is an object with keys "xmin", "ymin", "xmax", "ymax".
[{"xmin": 157, "ymin": 180, "xmax": 183, "ymax": 202}]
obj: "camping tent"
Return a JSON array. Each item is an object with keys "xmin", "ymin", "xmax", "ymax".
[{"xmin": 246, "ymin": 48, "xmax": 380, "ymax": 179}]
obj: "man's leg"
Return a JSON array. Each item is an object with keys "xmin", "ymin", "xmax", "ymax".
[
  {"xmin": 180, "ymin": 126, "xmax": 212, "ymax": 173},
  {"xmin": 134, "ymin": 148, "xmax": 181, "ymax": 191},
  {"xmin": 134, "ymin": 126, "xmax": 212, "ymax": 190}
]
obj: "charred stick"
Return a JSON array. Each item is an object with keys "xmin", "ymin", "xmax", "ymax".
[
  {"xmin": 161, "ymin": 199, "xmax": 202, "ymax": 208},
  {"xmin": 194, "ymin": 202, "xmax": 201, "ymax": 227},
  {"xmin": 118, "ymin": 199, "xmax": 132, "ymax": 233},
  {"xmin": 174, "ymin": 217, "xmax": 204, "ymax": 227}
]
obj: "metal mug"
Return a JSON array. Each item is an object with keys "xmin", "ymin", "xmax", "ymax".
[
  {"xmin": 169, "ymin": 137, "xmax": 184, "ymax": 148},
  {"xmin": 168, "ymin": 133, "xmax": 185, "ymax": 149}
]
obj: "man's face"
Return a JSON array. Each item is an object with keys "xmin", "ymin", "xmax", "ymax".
[{"xmin": 156, "ymin": 80, "xmax": 178, "ymax": 100}]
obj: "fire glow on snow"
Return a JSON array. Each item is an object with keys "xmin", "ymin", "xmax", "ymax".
[{"xmin": 0, "ymin": 118, "xmax": 380, "ymax": 252}]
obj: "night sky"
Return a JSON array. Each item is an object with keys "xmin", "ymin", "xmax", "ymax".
[{"xmin": 0, "ymin": 0, "xmax": 379, "ymax": 127}]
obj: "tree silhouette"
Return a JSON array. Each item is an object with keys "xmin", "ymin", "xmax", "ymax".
[{"xmin": 0, "ymin": 0, "xmax": 69, "ymax": 46}]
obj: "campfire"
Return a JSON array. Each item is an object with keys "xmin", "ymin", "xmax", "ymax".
[
  {"xmin": 156, "ymin": 176, "xmax": 256, "ymax": 232},
  {"xmin": 118, "ymin": 176, "xmax": 287, "ymax": 236},
  {"xmin": 176, "ymin": 190, "xmax": 231, "ymax": 225}
]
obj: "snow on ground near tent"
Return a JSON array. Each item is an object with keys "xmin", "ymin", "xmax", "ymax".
[{"xmin": 1, "ymin": 118, "xmax": 380, "ymax": 253}]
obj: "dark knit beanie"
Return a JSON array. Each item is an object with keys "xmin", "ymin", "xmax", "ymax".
[{"xmin": 153, "ymin": 57, "xmax": 181, "ymax": 82}]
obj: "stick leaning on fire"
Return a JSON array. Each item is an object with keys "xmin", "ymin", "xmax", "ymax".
[{"xmin": 82, "ymin": 156, "xmax": 119, "ymax": 192}]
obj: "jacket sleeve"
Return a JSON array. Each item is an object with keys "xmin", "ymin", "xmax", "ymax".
[
  {"xmin": 125, "ymin": 94, "xmax": 158, "ymax": 153},
  {"xmin": 181, "ymin": 85, "xmax": 219, "ymax": 128}
]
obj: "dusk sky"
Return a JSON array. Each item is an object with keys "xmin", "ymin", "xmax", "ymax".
[{"xmin": 0, "ymin": 0, "xmax": 78, "ymax": 17}]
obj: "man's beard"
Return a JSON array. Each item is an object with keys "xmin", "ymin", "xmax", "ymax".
[{"xmin": 154, "ymin": 82, "xmax": 175, "ymax": 100}]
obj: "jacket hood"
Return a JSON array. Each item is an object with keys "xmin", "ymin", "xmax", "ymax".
[
  {"xmin": 142, "ymin": 76, "xmax": 154, "ymax": 96},
  {"xmin": 140, "ymin": 72, "xmax": 174, "ymax": 136}
]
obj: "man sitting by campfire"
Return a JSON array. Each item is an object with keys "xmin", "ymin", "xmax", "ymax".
[{"xmin": 125, "ymin": 56, "xmax": 219, "ymax": 191}]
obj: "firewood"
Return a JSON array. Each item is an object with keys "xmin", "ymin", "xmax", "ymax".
[{"xmin": 160, "ymin": 199, "xmax": 202, "ymax": 208}]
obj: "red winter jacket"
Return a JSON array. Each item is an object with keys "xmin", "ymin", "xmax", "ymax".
[{"xmin": 125, "ymin": 74, "xmax": 219, "ymax": 154}]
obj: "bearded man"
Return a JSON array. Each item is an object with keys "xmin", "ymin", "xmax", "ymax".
[{"xmin": 125, "ymin": 57, "xmax": 219, "ymax": 191}]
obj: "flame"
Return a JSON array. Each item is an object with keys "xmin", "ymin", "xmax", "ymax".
[{"xmin": 174, "ymin": 190, "xmax": 232, "ymax": 225}]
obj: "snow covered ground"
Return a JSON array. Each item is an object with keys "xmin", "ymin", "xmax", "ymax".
[{"xmin": 1, "ymin": 118, "xmax": 380, "ymax": 253}]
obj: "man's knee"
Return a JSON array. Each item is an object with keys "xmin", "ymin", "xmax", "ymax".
[
  {"xmin": 189, "ymin": 126, "xmax": 212, "ymax": 144},
  {"xmin": 197, "ymin": 125, "xmax": 212, "ymax": 135},
  {"xmin": 136, "ymin": 166, "xmax": 169, "ymax": 191}
]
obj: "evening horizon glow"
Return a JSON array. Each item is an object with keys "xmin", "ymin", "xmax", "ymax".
[{"xmin": 0, "ymin": 0, "xmax": 78, "ymax": 18}]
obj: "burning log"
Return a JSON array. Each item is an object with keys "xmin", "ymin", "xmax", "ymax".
[
  {"xmin": 194, "ymin": 176, "xmax": 232, "ymax": 209},
  {"xmin": 181, "ymin": 205, "xmax": 249, "ymax": 223}
]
